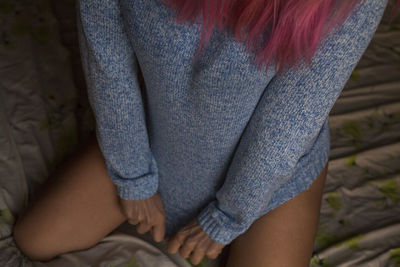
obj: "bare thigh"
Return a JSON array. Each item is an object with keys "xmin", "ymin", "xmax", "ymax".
[
  {"xmin": 225, "ymin": 162, "xmax": 328, "ymax": 267},
  {"xmin": 13, "ymin": 136, "xmax": 127, "ymax": 261}
]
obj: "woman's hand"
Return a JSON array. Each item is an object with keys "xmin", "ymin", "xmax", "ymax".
[
  {"xmin": 166, "ymin": 218, "xmax": 226, "ymax": 265},
  {"xmin": 118, "ymin": 192, "xmax": 166, "ymax": 243}
]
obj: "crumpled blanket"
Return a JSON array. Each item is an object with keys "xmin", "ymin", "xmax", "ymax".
[{"xmin": 0, "ymin": 0, "xmax": 399, "ymax": 266}]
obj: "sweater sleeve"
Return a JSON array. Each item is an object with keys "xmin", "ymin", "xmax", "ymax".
[
  {"xmin": 197, "ymin": 0, "xmax": 388, "ymax": 244},
  {"xmin": 76, "ymin": 0, "xmax": 159, "ymax": 200}
]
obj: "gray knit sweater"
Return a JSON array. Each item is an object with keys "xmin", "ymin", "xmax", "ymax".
[{"xmin": 76, "ymin": 0, "xmax": 388, "ymax": 244}]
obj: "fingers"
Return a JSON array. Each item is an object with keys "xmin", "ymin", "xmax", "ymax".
[
  {"xmin": 179, "ymin": 237, "xmax": 198, "ymax": 258},
  {"xmin": 190, "ymin": 242, "xmax": 224, "ymax": 265},
  {"xmin": 136, "ymin": 221, "xmax": 152, "ymax": 234},
  {"xmin": 136, "ymin": 203, "xmax": 153, "ymax": 234},
  {"xmin": 190, "ymin": 247, "xmax": 207, "ymax": 265},
  {"xmin": 206, "ymin": 242, "xmax": 224, "ymax": 259},
  {"xmin": 135, "ymin": 216, "xmax": 165, "ymax": 243},
  {"xmin": 118, "ymin": 193, "xmax": 166, "ymax": 243},
  {"xmin": 173, "ymin": 235, "xmax": 223, "ymax": 265},
  {"xmin": 191, "ymin": 242, "xmax": 224, "ymax": 265},
  {"xmin": 152, "ymin": 222, "xmax": 165, "ymax": 243},
  {"xmin": 166, "ymin": 220, "xmax": 226, "ymax": 265},
  {"xmin": 126, "ymin": 206, "xmax": 141, "ymax": 225},
  {"xmin": 135, "ymin": 212, "xmax": 166, "ymax": 243},
  {"xmin": 127, "ymin": 210, "xmax": 142, "ymax": 226},
  {"xmin": 184, "ymin": 234, "xmax": 209, "ymax": 264},
  {"xmin": 168, "ymin": 231, "xmax": 187, "ymax": 254}
]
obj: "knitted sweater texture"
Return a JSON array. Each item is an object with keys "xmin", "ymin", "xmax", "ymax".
[{"xmin": 76, "ymin": 0, "xmax": 388, "ymax": 244}]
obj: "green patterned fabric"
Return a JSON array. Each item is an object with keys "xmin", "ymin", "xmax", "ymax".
[{"xmin": 310, "ymin": 3, "xmax": 400, "ymax": 265}]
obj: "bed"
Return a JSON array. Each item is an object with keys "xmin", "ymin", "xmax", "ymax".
[{"xmin": 0, "ymin": 0, "xmax": 399, "ymax": 266}]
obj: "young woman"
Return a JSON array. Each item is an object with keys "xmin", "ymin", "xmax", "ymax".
[{"xmin": 13, "ymin": 0, "xmax": 399, "ymax": 266}]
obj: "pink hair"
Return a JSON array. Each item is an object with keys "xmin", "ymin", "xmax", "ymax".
[{"xmin": 160, "ymin": 0, "xmax": 400, "ymax": 75}]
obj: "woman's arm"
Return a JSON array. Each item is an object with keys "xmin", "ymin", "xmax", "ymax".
[
  {"xmin": 76, "ymin": 0, "xmax": 159, "ymax": 200},
  {"xmin": 195, "ymin": 0, "xmax": 389, "ymax": 245}
]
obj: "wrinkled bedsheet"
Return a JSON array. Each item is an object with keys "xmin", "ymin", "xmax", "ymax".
[{"xmin": 0, "ymin": 0, "xmax": 399, "ymax": 266}]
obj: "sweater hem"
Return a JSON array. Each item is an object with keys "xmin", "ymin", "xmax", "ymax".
[{"xmin": 197, "ymin": 127, "xmax": 331, "ymax": 245}]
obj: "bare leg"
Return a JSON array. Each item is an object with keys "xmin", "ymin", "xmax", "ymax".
[
  {"xmin": 225, "ymin": 162, "xmax": 328, "ymax": 267},
  {"xmin": 13, "ymin": 136, "xmax": 127, "ymax": 261}
]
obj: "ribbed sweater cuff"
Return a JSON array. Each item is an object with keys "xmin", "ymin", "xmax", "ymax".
[
  {"xmin": 115, "ymin": 175, "xmax": 159, "ymax": 200},
  {"xmin": 197, "ymin": 201, "xmax": 247, "ymax": 245},
  {"xmin": 105, "ymin": 157, "xmax": 159, "ymax": 200}
]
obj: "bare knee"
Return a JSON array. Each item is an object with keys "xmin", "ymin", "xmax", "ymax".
[
  {"xmin": 13, "ymin": 210, "xmax": 106, "ymax": 262},
  {"xmin": 13, "ymin": 216, "xmax": 58, "ymax": 261}
]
